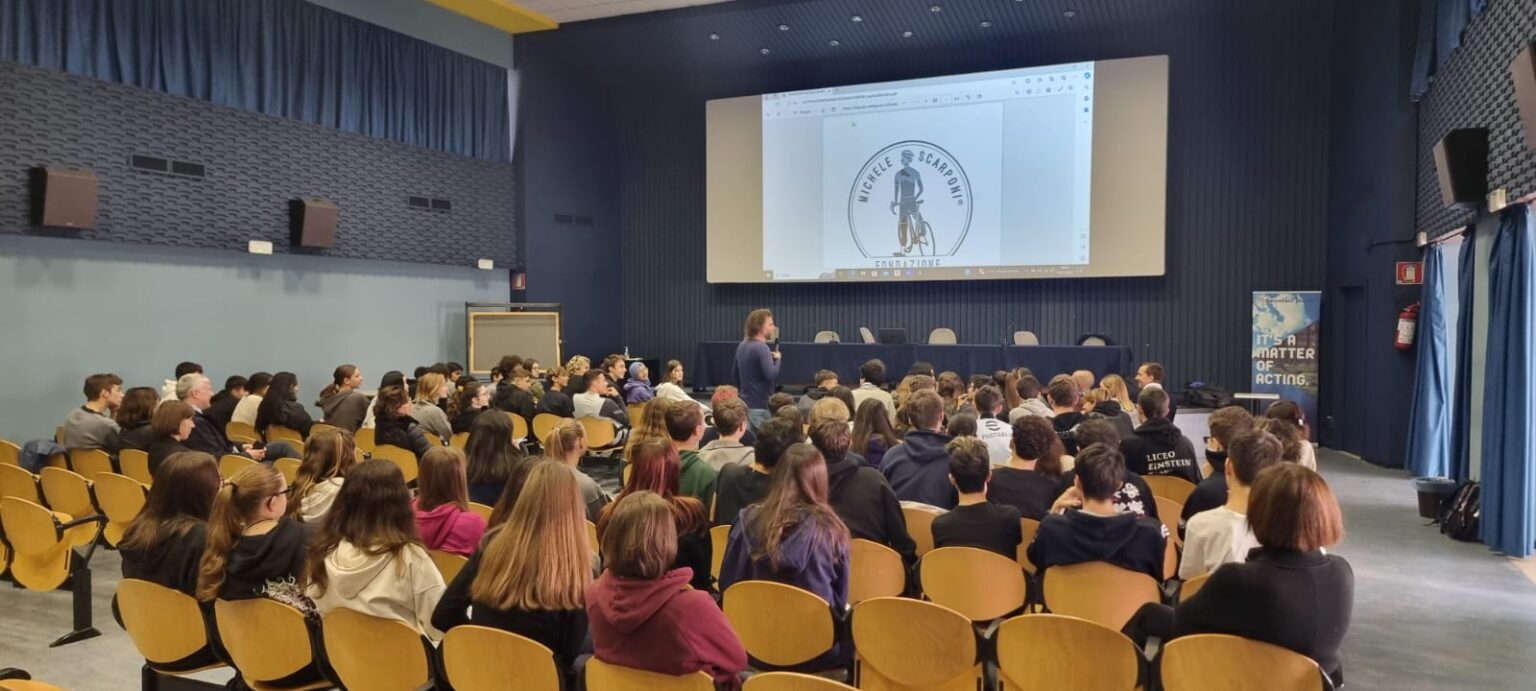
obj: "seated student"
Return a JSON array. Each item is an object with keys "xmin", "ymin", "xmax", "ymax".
[
  {"xmin": 937, "ymin": 372, "xmax": 968, "ymax": 420},
  {"xmin": 945, "ymin": 413, "xmax": 977, "ymax": 438},
  {"xmin": 1126, "ymin": 464, "xmax": 1353, "ymax": 687},
  {"xmin": 797, "ymin": 369, "xmax": 840, "ymax": 416},
  {"xmin": 232, "ymin": 372, "xmax": 270, "ymax": 428},
  {"xmin": 1007, "ymin": 374, "xmax": 1053, "ymax": 423},
  {"xmin": 64, "ymin": 373, "xmax": 124, "ymax": 452},
  {"xmin": 432, "ymin": 461, "xmax": 591, "ymax": 687},
  {"xmin": 205, "ymin": 375, "xmax": 247, "ymax": 432},
  {"xmin": 161, "ymin": 361, "xmax": 202, "ymax": 402},
  {"xmin": 450, "ymin": 381, "xmax": 491, "ymax": 435},
  {"xmin": 807, "ymin": 397, "xmax": 852, "ymax": 430},
  {"xmin": 1046, "ymin": 377, "xmax": 1086, "ymax": 453},
  {"xmin": 851, "ymin": 399, "xmax": 899, "ymax": 470},
  {"xmin": 536, "ymin": 367, "xmax": 576, "ymax": 418},
  {"xmin": 1181, "ymin": 429, "xmax": 1284, "ymax": 579},
  {"xmin": 1072, "ymin": 369, "xmax": 1097, "ymax": 397},
  {"xmin": 255, "ymin": 372, "xmax": 315, "ymax": 441},
  {"xmin": 464, "ymin": 411, "xmax": 525, "ymax": 506},
  {"xmin": 493, "ymin": 366, "xmax": 539, "ymax": 426},
  {"xmin": 601, "ymin": 440, "xmax": 714, "ymax": 591},
  {"xmin": 811, "ymin": 420, "xmax": 918, "ymax": 569},
  {"xmin": 588, "ymin": 492, "xmax": 748, "ymax": 689},
  {"xmin": 307, "ymin": 459, "xmax": 445, "ymax": 639},
  {"xmin": 315, "ymin": 365, "xmax": 368, "ymax": 432},
  {"xmin": 1056, "ymin": 419, "xmax": 1159, "ymax": 520},
  {"xmin": 652, "ymin": 359, "xmax": 688, "ymax": 403},
  {"xmin": 774, "ymin": 404, "xmax": 804, "ymax": 432},
  {"xmin": 1028, "ymin": 444, "xmax": 1167, "ymax": 582},
  {"xmin": 972, "ymin": 385, "xmax": 1013, "ymax": 463},
  {"xmin": 699, "ymin": 397, "xmax": 755, "ymax": 471},
  {"xmin": 881, "ymin": 390, "xmax": 957, "ymax": 509},
  {"xmin": 1120, "ymin": 387, "xmax": 1200, "ymax": 484},
  {"xmin": 623, "ymin": 362, "xmax": 655, "ymax": 403},
  {"xmin": 1080, "ymin": 388, "xmax": 1136, "ymax": 441},
  {"xmin": 712, "ymin": 417, "xmax": 799, "ymax": 525},
  {"xmin": 115, "ymin": 386, "xmax": 160, "ymax": 452},
  {"xmin": 147, "ymin": 401, "xmax": 197, "ymax": 476},
  {"xmin": 933, "ymin": 437, "xmax": 1023, "ymax": 558},
  {"xmin": 700, "ymin": 386, "xmax": 758, "ymax": 447},
  {"xmin": 989, "ymin": 417, "xmax": 1068, "ymax": 520},
  {"xmin": 373, "ymin": 384, "xmax": 433, "ymax": 458},
  {"xmin": 562, "ymin": 355, "xmax": 591, "ymax": 394},
  {"xmin": 851, "ymin": 359, "xmax": 898, "ymax": 425},
  {"xmin": 625, "ymin": 397, "xmax": 673, "ymax": 451},
  {"xmin": 666, "ymin": 400, "xmax": 717, "ymax": 510},
  {"xmin": 179, "ymin": 373, "xmax": 271, "ymax": 461},
  {"xmin": 1182, "ymin": 406, "xmax": 1257, "ymax": 524},
  {"xmin": 409, "ymin": 373, "xmax": 454, "ymax": 442},
  {"xmin": 287, "ymin": 427, "xmax": 356, "ymax": 524},
  {"xmin": 574, "ymin": 371, "xmax": 632, "ymax": 431},
  {"xmin": 413, "ymin": 447, "xmax": 488, "ymax": 556},
  {"xmin": 543, "ymin": 419, "xmax": 611, "ymax": 521},
  {"xmin": 1264, "ymin": 400, "xmax": 1318, "ymax": 470},
  {"xmin": 720, "ymin": 443, "xmax": 851, "ymax": 670}
]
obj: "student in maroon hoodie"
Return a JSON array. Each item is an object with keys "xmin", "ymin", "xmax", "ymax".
[
  {"xmin": 412, "ymin": 447, "xmax": 487, "ymax": 557},
  {"xmin": 587, "ymin": 492, "xmax": 747, "ymax": 688}
]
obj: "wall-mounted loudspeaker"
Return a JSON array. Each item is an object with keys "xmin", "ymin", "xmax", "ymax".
[
  {"xmin": 289, "ymin": 198, "xmax": 337, "ymax": 248},
  {"xmin": 1513, "ymin": 43, "xmax": 1536, "ymax": 153},
  {"xmin": 29, "ymin": 167, "xmax": 99, "ymax": 229},
  {"xmin": 1432, "ymin": 128, "xmax": 1488, "ymax": 209}
]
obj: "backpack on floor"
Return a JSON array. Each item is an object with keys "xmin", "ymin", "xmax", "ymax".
[
  {"xmin": 1180, "ymin": 381, "xmax": 1234, "ymax": 409},
  {"xmin": 1440, "ymin": 481, "xmax": 1481, "ymax": 542}
]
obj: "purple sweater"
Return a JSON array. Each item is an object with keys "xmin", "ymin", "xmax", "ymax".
[{"xmin": 732, "ymin": 340, "xmax": 779, "ymax": 409}]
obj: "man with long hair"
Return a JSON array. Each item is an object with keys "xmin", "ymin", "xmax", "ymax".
[{"xmin": 731, "ymin": 308, "xmax": 781, "ymax": 433}]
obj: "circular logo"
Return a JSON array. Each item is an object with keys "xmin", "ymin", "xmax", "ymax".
[{"xmin": 846, "ymin": 140, "xmax": 972, "ymax": 259}]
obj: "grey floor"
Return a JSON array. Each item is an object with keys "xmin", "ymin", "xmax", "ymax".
[{"xmin": 3, "ymin": 449, "xmax": 1535, "ymax": 689}]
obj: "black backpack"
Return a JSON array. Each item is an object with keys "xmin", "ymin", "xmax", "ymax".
[
  {"xmin": 1180, "ymin": 381, "xmax": 1234, "ymax": 409},
  {"xmin": 1440, "ymin": 481, "xmax": 1481, "ymax": 542}
]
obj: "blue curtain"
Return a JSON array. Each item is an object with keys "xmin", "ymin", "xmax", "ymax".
[
  {"xmin": 0, "ymin": 0, "xmax": 510, "ymax": 162},
  {"xmin": 1480, "ymin": 204, "xmax": 1536, "ymax": 557},
  {"xmin": 1449, "ymin": 229, "xmax": 1477, "ymax": 482},
  {"xmin": 1410, "ymin": 0, "xmax": 1489, "ymax": 101},
  {"xmin": 1406, "ymin": 244, "xmax": 1454, "ymax": 477}
]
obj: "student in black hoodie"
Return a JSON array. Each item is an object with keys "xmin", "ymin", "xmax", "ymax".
[
  {"xmin": 880, "ymin": 390, "xmax": 956, "ymax": 509},
  {"xmin": 1080, "ymin": 389, "xmax": 1136, "ymax": 441},
  {"xmin": 204, "ymin": 375, "xmax": 247, "ymax": 432},
  {"xmin": 1027, "ymin": 444, "xmax": 1167, "ymax": 582},
  {"xmin": 493, "ymin": 365, "xmax": 539, "ymax": 424},
  {"xmin": 809, "ymin": 419, "xmax": 917, "ymax": 571},
  {"xmin": 1119, "ymin": 388, "xmax": 1201, "ymax": 484},
  {"xmin": 1046, "ymin": 377, "xmax": 1086, "ymax": 453},
  {"xmin": 1181, "ymin": 406, "xmax": 1256, "ymax": 527},
  {"xmin": 796, "ymin": 369, "xmax": 840, "ymax": 416},
  {"xmin": 932, "ymin": 437, "xmax": 1022, "ymax": 558}
]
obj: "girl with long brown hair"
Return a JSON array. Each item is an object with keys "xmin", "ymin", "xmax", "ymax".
[
  {"xmin": 307, "ymin": 460, "xmax": 445, "ymax": 638},
  {"xmin": 431, "ymin": 460, "xmax": 591, "ymax": 686},
  {"xmin": 464, "ymin": 410, "xmax": 525, "ymax": 505},
  {"xmin": 374, "ymin": 384, "xmax": 433, "ymax": 460},
  {"xmin": 597, "ymin": 440, "xmax": 712, "ymax": 591},
  {"xmin": 544, "ymin": 419, "xmax": 610, "ymax": 521},
  {"xmin": 287, "ymin": 426, "xmax": 357, "ymax": 523},
  {"xmin": 413, "ymin": 447, "xmax": 486, "ymax": 556},
  {"xmin": 195, "ymin": 464, "xmax": 312, "ymax": 613},
  {"xmin": 450, "ymin": 381, "xmax": 490, "ymax": 434},
  {"xmin": 850, "ymin": 398, "xmax": 899, "ymax": 470}
]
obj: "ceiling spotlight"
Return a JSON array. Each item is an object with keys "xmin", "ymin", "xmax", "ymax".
[
  {"xmin": 851, "ymin": 14, "xmax": 863, "ymax": 22},
  {"xmin": 979, "ymin": 20, "xmax": 993, "ymax": 28},
  {"xmin": 778, "ymin": 23, "xmax": 790, "ymax": 31},
  {"xmin": 902, "ymin": 30, "xmax": 914, "ymax": 38},
  {"xmin": 760, "ymin": 47, "xmax": 771, "ymax": 54},
  {"xmin": 708, "ymin": 32, "xmax": 720, "ymax": 40},
  {"xmin": 1064, "ymin": 9, "xmax": 1077, "ymax": 17},
  {"xmin": 930, "ymin": 4, "xmax": 942, "ymax": 12},
  {"xmin": 829, "ymin": 39, "xmax": 841, "ymax": 47}
]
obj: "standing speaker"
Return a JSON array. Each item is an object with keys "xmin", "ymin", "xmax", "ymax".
[
  {"xmin": 29, "ymin": 167, "xmax": 98, "ymax": 229},
  {"xmin": 289, "ymin": 198, "xmax": 337, "ymax": 248},
  {"xmin": 1513, "ymin": 43, "xmax": 1536, "ymax": 153},
  {"xmin": 1432, "ymin": 129, "xmax": 1488, "ymax": 209}
]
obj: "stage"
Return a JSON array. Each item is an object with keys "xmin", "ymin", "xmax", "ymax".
[{"xmin": 691, "ymin": 341, "xmax": 1134, "ymax": 388}]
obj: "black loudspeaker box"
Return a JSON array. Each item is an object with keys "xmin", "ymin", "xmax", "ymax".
[
  {"xmin": 289, "ymin": 198, "xmax": 337, "ymax": 248},
  {"xmin": 1432, "ymin": 128, "xmax": 1488, "ymax": 209},
  {"xmin": 30, "ymin": 167, "xmax": 99, "ymax": 229}
]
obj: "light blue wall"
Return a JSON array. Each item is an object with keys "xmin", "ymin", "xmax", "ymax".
[{"xmin": 0, "ymin": 235, "xmax": 509, "ymax": 442}]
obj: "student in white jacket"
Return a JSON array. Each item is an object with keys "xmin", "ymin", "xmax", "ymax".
[
  {"xmin": 306, "ymin": 459, "xmax": 446, "ymax": 640},
  {"xmin": 1180, "ymin": 429, "xmax": 1285, "ymax": 580}
]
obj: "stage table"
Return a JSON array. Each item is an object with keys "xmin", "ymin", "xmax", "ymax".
[{"xmin": 691, "ymin": 341, "xmax": 1133, "ymax": 388}]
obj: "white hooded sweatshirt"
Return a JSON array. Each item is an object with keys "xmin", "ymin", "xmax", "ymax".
[{"xmin": 308, "ymin": 541, "xmax": 446, "ymax": 640}]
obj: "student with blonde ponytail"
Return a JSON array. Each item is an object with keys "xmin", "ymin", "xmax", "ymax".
[
  {"xmin": 287, "ymin": 427, "xmax": 357, "ymax": 523},
  {"xmin": 544, "ymin": 419, "xmax": 610, "ymax": 521},
  {"xmin": 195, "ymin": 464, "xmax": 311, "ymax": 613},
  {"xmin": 432, "ymin": 460, "xmax": 591, "ymax": 687},
  {"xmin": 316, "ymin": 363, "xmax": 368, "ymax": 432}
]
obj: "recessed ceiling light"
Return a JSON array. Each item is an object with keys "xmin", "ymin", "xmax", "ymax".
[
  {"xmin": 829, "ymin": 39, "xmax": 841, "ymax": 47},
  {"xmin": 851, "ymin": 15, "xmax": 863, "ymax": 23},
  {"xmin": 760, "ymin": 47, "xmax": 771, "ymax": 54},
  {"xmin": 778, "ymin": 23, "xmax": 790, "ymax": 31},
  {"xmin": 1064, "ymin": 9, "xmax": 1077, "ymax": 17},
  {"xmin": 930, "ymin": 4, "xmax": 942, "ymax": 12},
  {"xmin": 708, "ymin": 33, "xmax": 720, "ymax": 40},
  {"xmin": 902, "ymin": 30, "xmax": 914, "ymax": 38},
  {"xmin": 979, "ymin": 20, "xmax": 993, "ymax": 28}
]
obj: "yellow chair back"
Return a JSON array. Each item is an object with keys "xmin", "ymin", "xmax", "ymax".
[
  {"xmin": 0, "ymin": 438, "xmax": 19, "ymax": 466},
  {"xmin": 901, "ymin": 506, "xmax": 938, "ymax": 556},
  {"xmin": 443, "ymin": 625, "xmax": 562, "ymax": 691},
  {"xmin": 429, "ymin": 549, "xmax": 470, "ymax": 583},
  {"xmin": 273, "ymin": 458, "xmax": 302, "ymax": 485},
  {"xmin": 1017, "ymin": 518, "xmax": 1041, "ymax": 574},
  {"xmin": 1162, "ymin": 634, "xmax": 1325, "ymax": 691},
  {"xmin": 996, "ymin": 614, "xmax": 1141, "ymax": 690},
  {"xmin": 0, "ymin": 497, "xmax": 74, "ymax": 591},
  {"xmin": 38, "ymin": 467, "xmax": 100, "ymax": 546},
  {"xmin": 468, "ymin": 502, "xmax": 494, "ymax": 520},
  {"xmin": 579, "ymin": 416, "xmax": 617, "ymax": 448},
  {"xmin": 709, "ymin": 524, "xmax": 731, "ymax": 583},
  {"xmin": 585, "ymin": 657, "xmax": 712, "ymax": 691},
  {"xmin": 1180, "ymin": 573, "xmax": 1211, "ymax": 601},
  {"xmin": 1041, "ymin": 561, "xmax": 1161, "ymax": 630},
  {"xmin": 266, "ymin": 425, "xmax": 305, "ymax": 446},
  {"xmin": 119, "ymin": 449, "xmax": 153, "ymax": 485},
  {"xmin": 743, "ymin": 672, "xmax": 855, "ymax": 690},
  {"xmin": 321, "ymin": 608, "xmax": 432, "ymax": 691},
  {"xmin": 354, "ymin": 427, "xmax": 376, "ymax": 452},
  {"xmin": 226, "ymin": 421, "xmax": 260, "ymax": 444},
  {"xmin": 531, "ymin": 414, "xmax": 566, "ymax": 444},
  {"xmin": 214, "ymin": 598, "xmax": 324, "ymax": 687},
  {"xmin": 919, "ymin": 546, "xmax": 1026, "ymax": 622},
  {"xmin": 450, "ymin": 432, "xmax": 470, "ymax": 449},
  {"xmin": 506, "ymin": 412, "xmax": 530, "ymax": 443},
  {"xmin": 1144, "ymin": 474, "xmax": 1197, "ymax": 504},
  {"xmin": 722, "ymin": 581, "xmax": 835, "ymax": 667},
  {"xmin": 849, "ymin": 539, "xmax": 905, "ymax": 605},
  {"xmin": 116, "ymin": 579, "xmax": 219, "ymax": 669},
  {"xmin": 372, "ymin": 444, "xmax": 420, "ymax": 483},
  {"xmin": 851, "ymin": 597, "xmax": 979, "ymax": 691},
  {"xmin": 66, "ymin": 448, "xmax": 114, "ymax": 480},
  {"xmin": 93, "ymin": 473, "xmax": 147, "ymax": 547},
  {"xmin": 218, "ymin": 455, "xmax": 259, "ymax": 480},
  {"xmin": 0, "ymin": 463, "xmax": 42, "ymax": 503}
]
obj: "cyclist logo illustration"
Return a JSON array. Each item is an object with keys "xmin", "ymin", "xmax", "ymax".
[{"xmin": 848, "ymin": 140, "xmax": 971, "ymax": 259}]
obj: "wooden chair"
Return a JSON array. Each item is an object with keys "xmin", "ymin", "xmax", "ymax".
[
  {"xmin": 901, "ymin": 506, "xmax": 939, "ymax": 556},
  {"xmin": 586, "ymin": 657, "xmax": 712, "ymax": 691},
  {"xmin": 919, "ymin": 546, "xmax": 1026, "ymax": 622},
  {"xmin": 450, "ymin": 432, "xmax": 470, "ymax": 449},
  {"xmin": 1164, "ymin": 529, "xmax": 1180, "ymax": 581},
  {"xmin": 214, "ymin": 598, "xmax": 330, "ymax": 690},
  {"xmin": 1179, "ymin": 573, "xmax": 1211, "ymax": 601},
  {"xmin": 93, "ymin": 473, "xmax": 147, "ymax": 547},
  {"xmin": 119, "ymin": 449, "xmax": 153, "ymax": 486},
  {"xmin": 273, "ymin": 457, "xmax": 302, "ymax": 485},
  {"xmin": 38, "ymin": 467, "xmax": 101, "ymax": 546},
  {"xmin": 709, "ymin": 524, "xmax": 731, "ymax": 584},
  {"xmin": 116, "ymin": 579, "xmax": 228, "ymax": 680},
  {"xmin": 531, "ymin": 414, "xmax": 566, "ymax": 444},
  {"xmin": 625, "ymin": 403, "xmax": 647, "ymax": 427},
  {"xmin": 1041, "ymin": 561, "xmax": 1161, "ymax": 630},
  {"xmin": 0, "ymin": 497, "xmax": 106, "ymax": 646},
  {"xmin": 849, "ymin": 539, "xmax": 905, "ymax": 605},
  {"xmin": 579, "ymin": 416, "xmax": 618, "ymax": 449},
  {"xmin": 0, "ymin": 438, "xmax": 19, "ymax": 466},
  {"xmin": 372, "ymin": 444, "xmax": 420, "ymax": 483},
  {"xmin": 353, "ymin": 427, "xmax": 376, "ymax": 452},
  {"xmin": 1162, "ymin": 634, "xmax": 1325, "ymax": 691},
  {"xmin": 219, "ymin": 454, "xmax": 259, "ymax": 480},
  {"xmin": 0, "ymin": 463, "xmax": 43, "ymax": 502},
  {"xmin": 1144, "ymin": 475, "xmax": 1197, "ymax": 505},
  {"xmin": 851, "ymin": 597, "xmax": 980, "ymax": 691},
  {"xmin": 722, "ymin": 581, "xmax": 838, "ymax": 669},
  {"xmin": 54, "ymin": 426, "xmax": 65, "ymax": 445},
  {"xmin": 1016, "ymin": 518, "xmax": 1041, "ymax": 575},
  {"xmin": 226, "ymin": 421, "xmax": 260, "ymax": 445},
  {"xmin": 468, "ymin": 502, "xmax": 494, "ymax": 520},
  {"xmin": 1156, "ymin": 496, "xmax": 1185, "ymax": 547},
  {"xmin": 443, "ymin": 625, "xmax": 561, "ymax": 691},
  {"xmin": 588, "ymin": 520, "xmax": 601, "ymax": 555},
  {"xmin": 308, "ymin": 423, "xmax": 340, "ymax": 438},
  {"xmin": 66, "ymin": 449, "xmax": 114, "ymax": 481},
  {"xmin": 322, "ymin": 608, "xmax": 432, "ymax": 691},
  {"xmin": 265, "ymin": 425, "xmax": 305, "ymax": 446},
  {"xmin": 424, "ymin": 431, "xmax": 445, "ymax": 448},
  {"xmin": 506, "ymin": 412, "xmax": 530, "ymax": 443},
  {"xmin": 430, "ymin": 549, "xmax": 469, "ymax": 583},
  {"xmin": 996, "ymin": 614, "xmax": 1141, "ymax": 690},
  {"xmin": 744, "ymin": 672, "xmax": 855, "ymax": 690}
]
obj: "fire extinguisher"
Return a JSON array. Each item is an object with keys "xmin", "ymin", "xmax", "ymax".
[{"xmin": 1396, "ymin": 302, "xmax": 1420, "ymax": 351}]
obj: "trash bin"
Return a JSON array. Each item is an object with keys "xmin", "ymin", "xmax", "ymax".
[{"xmin": 1413, "ymin": 477, "xmax": 1459, "ymax": 520}]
